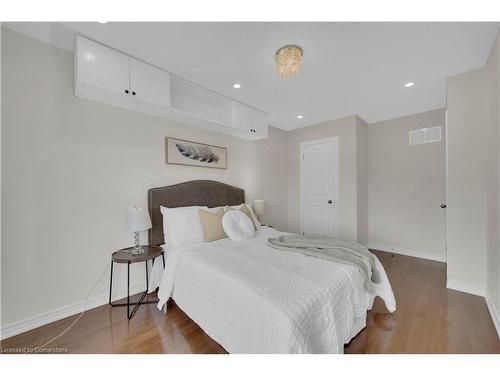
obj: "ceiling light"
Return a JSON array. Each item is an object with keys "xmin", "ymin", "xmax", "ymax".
[
  {"xmin": 275, "ymin": 45, "xmax": 303, "ymax": 79},
  {"xmin": 233, "ymin": 83, "xmax": 241, "ymax": 89},
  {"xmin": 297, "ymin": 115, "xmax": 303, "ymax": 119},
  {"xmin": 404, "ymin": 82, "xmax": 415, "ymax": 88},
  {"xmin": 98, "ymin": 21, "xmax": 107, "ymax": 24}
]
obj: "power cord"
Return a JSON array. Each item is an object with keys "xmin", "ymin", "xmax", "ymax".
[{"xmin": 33, "ymin": 262, "xmax": 110, "ymax": 351}]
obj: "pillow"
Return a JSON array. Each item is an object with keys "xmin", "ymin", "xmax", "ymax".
[
  {"xmin": 222, "ymin": 210, "xmax": 255, "ymax": 241},
  {"xmin": 198, "ymin": 208, "xmax": 227, "ymax": 242},
  {"xmin": 160, "ymin": 205, "xmax": 209, "ymax": 246},
  {"xmin": 224, "ymin": 204, "xmax": 260, "ymax": 230}
]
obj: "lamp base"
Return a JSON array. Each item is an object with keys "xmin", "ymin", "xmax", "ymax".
[
  {"xmin": 130, "ymin": 247, "xmax": 144, "ymax": 255},
  {"xmin": 131, "ymin": 231, "xmax": 144, "ymax": 255}
]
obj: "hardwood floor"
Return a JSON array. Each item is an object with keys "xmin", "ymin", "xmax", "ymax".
[{"xmin": 1, "ymin": 250, "xmax": 499, "ymax": 354}]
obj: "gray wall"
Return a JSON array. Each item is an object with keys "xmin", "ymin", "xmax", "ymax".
[
  {"xmin": 1, "ymin": 28, "xmax": 289, "ymax": 328},
  {"xmin": 367, "ymin": 109, "xmax": 446, "ymax": 259}
]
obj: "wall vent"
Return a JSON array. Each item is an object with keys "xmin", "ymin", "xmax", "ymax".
[{"xmin": 409, "ymin": 126, "xmax": 442, "ymax": 145}]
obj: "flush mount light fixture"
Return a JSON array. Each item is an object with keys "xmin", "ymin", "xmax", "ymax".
[
  {"xmin": 297, "ymin": 115, "xmax": 303, "ymax": 119},
  {"xmin": 233, "ymin": 83, "xmax": 241, "ymax": 89},
  {"xmin": 404, "ymin": 82, "xmax": 415, "ymax": 87},
  {"xmin": 275, "ymin": 45, "xmax": 303, "ymax": 79}
]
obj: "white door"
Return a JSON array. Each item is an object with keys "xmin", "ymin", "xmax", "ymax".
[{"xmin": 300, "ymin": 137, "xmax": 338, "ymax": 237}]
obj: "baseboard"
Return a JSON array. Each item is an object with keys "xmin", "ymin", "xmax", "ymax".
[
  {"xmin": 446, "ymin": 279, "xmax": 485, "ymax": 297},
  {"xmin": 0, "ymin": 283, "xmax": 147, "ymax": 340},
  {"xmin": 485, "ymin": 292, "xmax": 500, "ymax": 340},
  {"xmin": 368, "ymin": 242, "xmax": 446, "ymax": 263}
]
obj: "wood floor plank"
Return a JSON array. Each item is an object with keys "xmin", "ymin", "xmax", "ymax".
[{"xmin": 1, "ymin": 250, "xmax": 499, "ymax": 354}]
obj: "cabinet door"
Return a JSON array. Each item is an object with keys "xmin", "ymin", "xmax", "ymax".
[
  {"xmin": 129, "ymin": 58, "xmax": 170, "ymax": 109},
  {"xmin": 231, "ymin": 101, "xmax": 268, "ymax": 139},
  {"xmin": 75, "ymin": 36, "xmax": 129, "ymax": 96}
]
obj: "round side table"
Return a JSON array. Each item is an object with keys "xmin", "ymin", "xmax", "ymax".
[{"xmin": 108, "ymin": 245, "xmax": 164, "ymax": 319}]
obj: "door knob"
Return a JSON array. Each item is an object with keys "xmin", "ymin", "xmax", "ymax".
[
  {"xmin": 440, "ymin": 204, "xmax": 447, "ymax": 208},
  {"xmin": 328, "ymin": 200, "xmax": 333, "ymax": 204}
]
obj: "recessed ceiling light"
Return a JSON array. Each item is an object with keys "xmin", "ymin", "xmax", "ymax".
[
  {"xmin": 98, "ymin": 21, "xmax": 107, "ymax": 24},
  {"xmin": 404, "ymin": 82, "xmax": 415, "ymax": 88},
  {"xmin": 233, "ymin": 83, "xmax": 241, "ymax": 89},
  {"xmin": 297, "ymin": 115, "xmax": 303, "ymax": 119}
]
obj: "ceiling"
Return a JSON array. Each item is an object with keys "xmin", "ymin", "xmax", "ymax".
[{"xmin": 5, "ymin": 22, "xmax": 499, "ymax": 130}]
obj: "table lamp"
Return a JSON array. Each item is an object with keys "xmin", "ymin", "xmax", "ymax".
[
  {"xmin": 126, "ymin": 207, "xmax": 152, "ymax": 255},
  {"xmin": 253, "ymin": 199, "xmax": 265, "ymax": 221}
]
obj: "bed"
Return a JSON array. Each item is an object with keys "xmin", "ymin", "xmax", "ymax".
[{"xmin": 149, "ymin": 180, "xmax": 396, "ymax": 354}]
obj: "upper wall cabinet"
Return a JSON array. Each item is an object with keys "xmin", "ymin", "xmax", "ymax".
[
  {"xmin": 74, "ymin": 35, "xmax": 268, "ymax": 140},
  {"xmin": 75, "ymin": 36, "xmax": 132, "ymax": 109},
  {"xmin": 75, "ymin": 36, "xmax": 170, "ymax": 116},
  {"xmin": 75, "ymin": 36, "xmax": 129, "ymax": 96}
]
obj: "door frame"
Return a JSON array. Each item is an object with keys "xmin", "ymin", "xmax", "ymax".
[{"xmin": 299, "ymin": 136, "xmax": 340, "ymax": 236}]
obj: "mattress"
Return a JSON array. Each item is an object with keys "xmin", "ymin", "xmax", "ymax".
[{"xmin": 156, "ymin": 227, "xmax": 396, "ymax": 353}]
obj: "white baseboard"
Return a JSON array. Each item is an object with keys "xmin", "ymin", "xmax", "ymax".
[
  {"xmin": 368, "ymin": 242, "xmax": 446, "ymax": 263},
  {"xmin": 0, "ymin": 283, "xmax": 147, "ymax": 340},
  {"xmin": 446, "ymin": 279, "xmax": 485, "ymax": 297},
  {"xmin": 485, "ymin": 292, "xmax": 500, "ymax": 340}
]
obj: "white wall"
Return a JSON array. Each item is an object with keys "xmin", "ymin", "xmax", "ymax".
[
  {"xmin": 446, "ymin": 30, "xmax": 500, "ymax": 337},
  {"xmin": 286, "ymin": 115, "xmax": 366, "ymax": 242},
  {"xmin": 446, "ymin": 68, "xmax": 489, "ymax": 295},
  {"xmin": 484, "ymin": 31, "xmax": 500, "ymax": 338},
  {"xmin": 367, "ymin": 109, "xmax": 446, "ymax": 261},
  {"xmin": 356, "ymin": 117, "xmax": 368, "ymax": 245},
  {"xmin": 0, "ymin": 28, "xmax": 289, "ymax": 333}
]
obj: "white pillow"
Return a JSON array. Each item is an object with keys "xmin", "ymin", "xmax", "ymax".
[
  {"xmin": 222, "ymin": 210, "xmax": 255, "ymax": 241},
  {"xmin": 224, "ymin": 203, "xmax": 261, "ymax": 228},
  {"xmin": 161, "ymin": 205, "xmax": 218, "ymax": 246},
  {"xmin": 160, "ymin": 205, "xmax": 203, "ymax": 246}
]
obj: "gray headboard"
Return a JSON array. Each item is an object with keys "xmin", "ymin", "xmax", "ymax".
[{"xmin": 148, "ymin": 180, "xmax": 245, "ymax": 246}]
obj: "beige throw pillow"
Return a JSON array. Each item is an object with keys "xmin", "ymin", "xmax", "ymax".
[
  {"xmin": 224, "ymin": 204, "xmax": 257, "ymax": 230},
  {"xmin": 198, "ymin": 208, "xmax": 227, "ymax": 242}
]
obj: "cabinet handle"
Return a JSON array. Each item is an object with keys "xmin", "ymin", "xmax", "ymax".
[
  {"xmin": 132, "ymin": 91, "xmax": 136, "ymax": 96},
  {"xmin": 124, "ymin": 89, "xmax": 129, "ymax": 94}
]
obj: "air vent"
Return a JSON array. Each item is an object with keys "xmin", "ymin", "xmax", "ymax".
[{"xmin": 409, "ymin": 126, "xmax": 442, "ymax": 145}]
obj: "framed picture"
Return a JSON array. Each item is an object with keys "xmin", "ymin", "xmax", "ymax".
[{"xmin": 166, "ymin": 137, "xmax": 227, "ymax": 169}]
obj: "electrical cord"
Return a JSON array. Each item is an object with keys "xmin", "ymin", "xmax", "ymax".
[{"xmin": 33, "ymin": 262, "xmax": 110, "ymax": 351}]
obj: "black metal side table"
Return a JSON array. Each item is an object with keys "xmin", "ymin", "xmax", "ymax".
[{"xmin": 109, "ymin": 245, "xmax": 164, "ymax": 319}]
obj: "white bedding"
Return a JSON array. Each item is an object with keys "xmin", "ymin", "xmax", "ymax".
[{"xmin": 156, "ymin": 227, "xmax": 396, "ymax": 353}]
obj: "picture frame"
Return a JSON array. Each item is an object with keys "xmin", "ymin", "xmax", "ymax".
[{"xmin": 165, "ymin": 137, "xmax": 227, "ymax": 169}]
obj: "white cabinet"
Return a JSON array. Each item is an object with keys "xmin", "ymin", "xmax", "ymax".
[
  {"xmin": 75, "ymin": 36, "xmax": 132, "ymax": 109},
  {"xmin": 231, "ymin": 101, "xmax": 268, "ymax": 140},
  {"xmin": 74, "ymin": 35, "xmax": 268, "ymax": 140},
  {"xmin": 129, "ymin": 58, "xmax": 170, "ymax": 114},
  {"xmin": 75, "ymin": 36, "xmax": 170, "ymax": 117},
  {"xmin": 75, "ymin": 36, "xmax": 129, "ymax": 96}
]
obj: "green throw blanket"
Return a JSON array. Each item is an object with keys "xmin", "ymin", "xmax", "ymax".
[{"xmin": 267, "ymin": 235, "xmax": 380, "ymax": 292}]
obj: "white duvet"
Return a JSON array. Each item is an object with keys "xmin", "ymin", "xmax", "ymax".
[{"xmin": 156, "ymin": 227, "xmax": 396, "ymax": 354}]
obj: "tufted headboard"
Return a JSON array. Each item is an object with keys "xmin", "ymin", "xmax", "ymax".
[{"xmin": 147, "ymin": 180, "xmax": 245, "ymax": 246}]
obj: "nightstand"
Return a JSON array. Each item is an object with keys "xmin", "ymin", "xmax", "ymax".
[{"xmin": 108, "ymin": 245, "xmax": 164, "ymax": 319}]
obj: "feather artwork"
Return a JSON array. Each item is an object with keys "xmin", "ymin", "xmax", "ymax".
[{"xmin": 175, "ymin": 143, "xmax": 220, "ymax": 163}]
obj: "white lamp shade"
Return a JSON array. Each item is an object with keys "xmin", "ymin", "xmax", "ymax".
[
  {"xmin": 253, "ymin": 199, "xmax": 265, "ymax": 219},
  {"xmin": 126, "ymin": 207, "xmax": 152, "ymax": 233}
]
